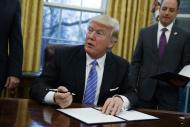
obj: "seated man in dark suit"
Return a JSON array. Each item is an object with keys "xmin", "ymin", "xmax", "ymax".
[{"xmin": 30, "ymin": 15, "xmax": 138, "ymax": 115}]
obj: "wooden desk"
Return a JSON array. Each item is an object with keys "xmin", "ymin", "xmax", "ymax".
[
  {"xmin": 18, "ymin": 72, "xmax": 41, "ymax": 98},
  {"xmin": 0, "ymin": 98, "xmax": 190, "ymax": 127}
]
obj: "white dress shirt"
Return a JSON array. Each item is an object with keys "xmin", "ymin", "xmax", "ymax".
[
  {"xmin": 84, "ymin": 53, "xmax": 105, "ymax": 105},
  {"xmin": 157, "ymin": 22, "xmax": 174, "ymax": 47}
]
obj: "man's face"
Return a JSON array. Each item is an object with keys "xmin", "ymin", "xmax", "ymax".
[
  {"xmin": 159, "ymin": 0, "xmax": 178, "ymax": 26},
  {"xmin": 84, "ymin": 21, "xmax": 114, "ymax": 59}
]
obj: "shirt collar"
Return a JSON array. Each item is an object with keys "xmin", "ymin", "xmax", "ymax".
[
  {"xmin": 158, "ymin": 22, "xmax": 173, "ymax": 32},
  {"xmin": 86, "ymin": 53, "xmax": 106, "ymax": 69}
]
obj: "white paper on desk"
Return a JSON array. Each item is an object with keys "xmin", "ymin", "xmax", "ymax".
[
  {"xmin": 57, "ymin": 108, "xmax": 125, "ymax": 124},
  {"xmin": 178, "ymin": 65, "xmax": 190, "ymax": 77},
  {"xmin": 117, "ymin": 110, "xmax": 159, "ymax": 121}
]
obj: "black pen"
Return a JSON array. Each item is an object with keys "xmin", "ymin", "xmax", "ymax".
[{"xmin": 48, "ymin": 88, "xmax": 76, "ymax": 95}]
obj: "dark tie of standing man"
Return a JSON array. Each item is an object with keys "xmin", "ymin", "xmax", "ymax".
[{"xmin": 159, "ymin": 28, "xmax": 168, "ymax": 58}]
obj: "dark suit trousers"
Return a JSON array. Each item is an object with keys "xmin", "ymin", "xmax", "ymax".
[{"xmin": 138, "ymin": 82, "xmax": 179, "ymax": 111}]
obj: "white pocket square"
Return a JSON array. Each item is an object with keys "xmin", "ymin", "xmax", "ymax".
[{"xmin": 109, "ymin": 87, "xmax": 119, "ymax": 92}]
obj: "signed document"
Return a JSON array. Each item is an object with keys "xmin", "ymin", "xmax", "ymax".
[
  {"xmin": 57, "ymin": 108, "xmax": 158, "ymax": 124},
  {"xmin": 179, "ymin": 65, "xmax": 190, "ymax": 77},
  {"xmin": 117, "ymin": 110, "xmax": 159, "ymax": 121},
  {"xmin": 57, "ymin": 108, "xmax": 124, "ymax": 124}
]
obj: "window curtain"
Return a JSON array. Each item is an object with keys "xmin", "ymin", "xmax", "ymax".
[
  {"xmin": 21, "ymin": 0, "xmax": 43, "ymax": 72},
  {"xmin": 106, "ymin": 0, "xmax": 153, "ymax": 61}
]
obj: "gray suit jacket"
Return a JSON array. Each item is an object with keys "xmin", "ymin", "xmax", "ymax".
[{"xmin": 129, "ymin": 23, "xmax": 190, "ymax": 102}]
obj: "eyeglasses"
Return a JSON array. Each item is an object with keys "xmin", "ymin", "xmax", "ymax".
[{"xmin": 87, "ymin": 27, "xmax": 106, "ymax": 38}]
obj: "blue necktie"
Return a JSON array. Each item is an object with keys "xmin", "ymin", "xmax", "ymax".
[
  {"xmin": 159, "ymin": 28, "xmax": 168, "ymax": 58},
  {"xmin": 83, "ymin": 60, "xmax": 97, "ymax": 105}
]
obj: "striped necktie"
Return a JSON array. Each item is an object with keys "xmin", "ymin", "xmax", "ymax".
[{"xmin": 83, "ymin": 60, "xmax": 97, "ymax": 105}]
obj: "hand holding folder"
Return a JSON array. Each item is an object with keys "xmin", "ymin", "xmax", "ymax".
[{"xmin": 151, "ymin": 65, "xmax": 190, "ymax": 87}]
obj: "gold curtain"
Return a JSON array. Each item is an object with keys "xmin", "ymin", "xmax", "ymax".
[
  {"xmin": 21, "ymin": 0, "xmax": 43, "ymax": 72},
  {"xmin": 107, "ymin": 0, "xmax": 153, "ymax": 61}
]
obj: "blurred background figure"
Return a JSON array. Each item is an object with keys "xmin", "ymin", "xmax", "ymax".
[{"xmin": 151, "ymin": 0, "xmax": 162, "ymax": 24}]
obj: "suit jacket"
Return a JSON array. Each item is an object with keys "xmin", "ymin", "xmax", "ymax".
[
  {"xmin": 30, "ymin": 45, "xmax": 137, "ymax": 107},
  {"xmin": 129, "ymin": 23, "xmax": 190, "ymax": 102},
  {"xmin": 0, "ymin": 0, "xmax": 23, "ymax": 88}
]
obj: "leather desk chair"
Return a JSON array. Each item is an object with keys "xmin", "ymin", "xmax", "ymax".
[{"xmin": 44, "ymin": 44, "xmax": 79, "ymax": 67}]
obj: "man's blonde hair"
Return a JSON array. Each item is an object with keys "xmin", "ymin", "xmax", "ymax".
[{"xmin": 89, "ymin": 15, "xmax": 120, "ymax": 43}]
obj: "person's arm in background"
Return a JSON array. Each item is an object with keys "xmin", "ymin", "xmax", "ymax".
[
  {"xmin": 182, "ymin": 31, "xmax": 190, "ymax": 67},
  {"xmin": 5, "ymin": 0, "xmax": 23, "ymax": 89},
  {"xmin": 128, "ymin": 29, "xmax": 144, "ymax": 91}
]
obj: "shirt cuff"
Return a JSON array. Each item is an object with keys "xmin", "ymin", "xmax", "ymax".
[
  {"xmin": 44, "ymin": 91, "xmax": 56, "ymax": 104},
  {"xmin": 116, "ymin": 95, "xmax": 131, "ymax": 111}
]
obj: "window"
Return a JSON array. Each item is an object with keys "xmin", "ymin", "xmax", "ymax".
[
  {"xmin": 179, "ymin": 0, "xmax": 190, "ymax": 14},
  {"xmin": 175, "ymin": 0, "xmax": 190, "ymax": 33},
  {"xmin": 175, "ymin": 15, "xmax": 190, "ymax": 33},
  {"xmin": 41, "ymin": 0, "xmax": 107, "ymax": 66}
]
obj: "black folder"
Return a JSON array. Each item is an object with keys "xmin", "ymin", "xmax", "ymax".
[{"xmin": 151, "ymin": 72, "xmax": 190, "ymax": 86}]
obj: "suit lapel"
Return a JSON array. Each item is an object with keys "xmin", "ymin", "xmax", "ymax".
[
  {"xmin": 151, "ymin": 24, "xmax": 159, "ymax": 56},
  {"xmin": 98, "ymin": 52, "xmax": 116, "ymax": 102},
  {"xmin": 163, "ymin": 25, "xmax": 179, "ymax": 59},
  {"xmin": 75, "ymin": 47, "xmax": 86, "ymax": 102},
  {"xmin": 167, "ymin": 26, "xmax": 179, "ymax": 46}
]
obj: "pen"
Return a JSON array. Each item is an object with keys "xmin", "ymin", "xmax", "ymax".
[{"xmin": 48, "ymin": 88, "xmax": 76, "ymax": 96}]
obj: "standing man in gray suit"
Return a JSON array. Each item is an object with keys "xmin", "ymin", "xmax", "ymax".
[
  {"xmin": 129, "ymin": 0, "xmax": 190, "ymax": 111},
  {"xmin": 0, "ymin": 0, "xmax": 23, "ymax": 92}
]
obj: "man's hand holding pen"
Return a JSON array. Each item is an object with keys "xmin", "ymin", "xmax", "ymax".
[
  {"xmin": 51, "ymin": 86, "xmax": 75, "ymax": 108},
  {"xmin": 48, "ymin": 86, "xmax": 124, "ymax": 116}
]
